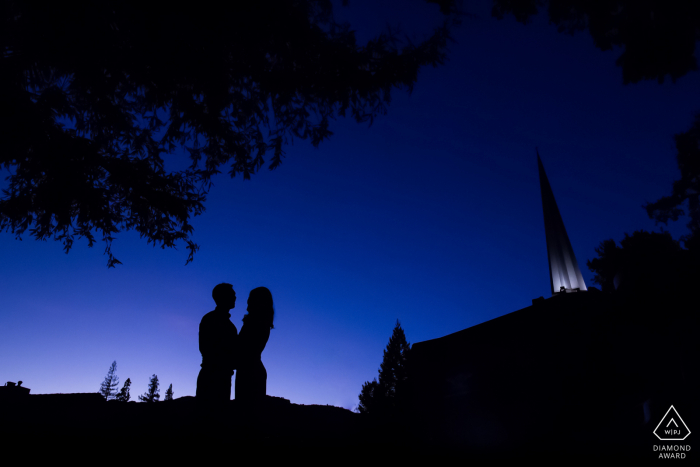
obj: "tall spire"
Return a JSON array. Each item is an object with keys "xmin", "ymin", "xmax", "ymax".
[{"xmin": 537, "ymin": 150, "xmax": 587, "ymax": 295}]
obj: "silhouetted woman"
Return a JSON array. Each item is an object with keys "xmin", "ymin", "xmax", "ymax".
[{"xmin": 235, "ymin": 287, "xmax": 274, "ymax": 401}]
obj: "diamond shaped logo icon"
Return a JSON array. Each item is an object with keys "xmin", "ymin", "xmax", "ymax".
[{"xmin": 654, "ymin": 405, "xmax": 691, "ymax": 441}]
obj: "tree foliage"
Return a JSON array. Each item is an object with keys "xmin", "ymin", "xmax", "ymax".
[
  {"xmin": 0, "ymin": 0, "xmax": 460, "ymax": 267},
  {"xmin": 586, "ymin": 230, "xmax": 698, "ymax": 328},
  {"xmin": 99, "ymin": 361, "xmax": 119, "ymax": 400},
  {"xmin": 586, "ymin": 230, "xmax": 686, "ymax": 293},
  {"xmin": 644, "ymin": 115, "xmax": 700, "ymax": 250},
  {"xmin": 492, "ymin": 1, "xmax": 700, "ymax": 250},
  {"xmin": 138, "ymin": 374, "xmax": 160, "ymax": 403},
  {"xmin": 164, "ymin": 383, "xmax": 174, "ymax": 401},
  {"xmin": 358, "ymin": 320, "xmax": 411, "ymax": 415},
  {"xmin": 491, "ymin": 0, "xmax": 700, "ymax": 84},
  {"xmin": 358, "ymin": 379, "xmax": 381, "ymax": 414},
  {"xmin": 115, "ymin": 377, "xmax": 132, "ymax": 402}
]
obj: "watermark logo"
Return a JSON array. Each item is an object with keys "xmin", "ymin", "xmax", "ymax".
[{"xmin": 654, "ymin": 405, "xmax": 691, "ymax": 441}]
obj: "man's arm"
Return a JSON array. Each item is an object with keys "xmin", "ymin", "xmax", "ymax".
[{"xmin": 199, "ymin": 313, "xmax": 222, "ymax": 360}]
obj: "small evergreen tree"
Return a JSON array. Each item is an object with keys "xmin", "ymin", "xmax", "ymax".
[
  {"xmin": 358, "ymin": 379, "xmax": 381, "ymax": 414},
  {"xmin": 99, "ymin": 361, "xmax": 119, "ymax": 401},
  {"xmin": 138, "ymin": 374, "xmax": 160, "ymax": 403},
  {"xmin": 164, "ymin": 384, "xmax": 174, "ymax": 401},
  {"xmin": 115, "ymin": 378, "xmax": 131, "ymax": 402},
  {"xmin": 357, "ymin": 320, "xmax": 411, "ymax": 415}
]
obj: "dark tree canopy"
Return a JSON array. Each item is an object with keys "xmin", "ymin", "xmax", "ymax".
[
  {"xmin": 0, "ymin": 0, "xmax": 460, "ymax": 266},
  {"xmin": 492, "ymin": 0, "xmax": 700, "ymax": 84},
  {"xmin": 644, "ymin": 115, "xmax": 700, "ymax": 250},
  {"xmin": 587, "ymin": 230, "xmax": 685, "ymax": 293},
  {"xmin": 586, "ymin": 230, "xmax": 698, "ymax": 327},
  {"xmin": 357, "ymin": 379, "xmax": 381, "ymax": 414},
  {"xmin": 492, "ymin": 1, "xmax": 700, "ymax": 249}
]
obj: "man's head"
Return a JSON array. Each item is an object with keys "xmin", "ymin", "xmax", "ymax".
[{"xmin": 212, "ymin": 283, "xmax": 236, "ymax": 310}]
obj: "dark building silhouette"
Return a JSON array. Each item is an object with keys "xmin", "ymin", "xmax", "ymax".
[
  {"xmin": 408, "ymin": 154, "xmax": 698, "ymax": 455},
  {"xmin": 1, "ymin": 381, "xmax": 30, "ymax": 399}
]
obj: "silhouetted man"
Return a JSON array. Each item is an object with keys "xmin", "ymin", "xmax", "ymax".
[{"xmin": 196, "ymin": 283, "xmax": 238, "ymax": 404}]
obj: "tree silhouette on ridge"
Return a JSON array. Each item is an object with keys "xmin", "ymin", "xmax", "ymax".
[
  {"xmin": 138, "ymin": 374, "xmax": 160, "ymax": 403},
  {"xmin": 99, "ymin": 361, "xmax": 119, "ymax": 401},
  {"xmin": 115, "ymin": 378, "xmax": 132, "ymax": 402},
  {"xmin": 164, "ymin": 384, "xmax": 174, "ymax": 401},
  {"xmin": 358, "ymin": 320, "xmax": 411, "ymax": 415}
]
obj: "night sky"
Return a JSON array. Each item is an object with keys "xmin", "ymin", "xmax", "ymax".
[{"xmin": 1, "ymin": 0, "xmax": 697, "ymax": 410}]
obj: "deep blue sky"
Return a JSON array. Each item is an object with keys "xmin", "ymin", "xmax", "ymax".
[{"xmin": 1, "ymin": 1, "xmax": 697, "ymax": 410}]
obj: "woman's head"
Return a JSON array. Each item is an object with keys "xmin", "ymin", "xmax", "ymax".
[{"xmin": 244, "ymin": 287, "xmax": 274, "ymax": 328}]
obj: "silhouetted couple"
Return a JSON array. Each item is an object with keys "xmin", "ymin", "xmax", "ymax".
[{"xmin": 196, "ymin": 283, "xmax": 274, "ymax": 404}]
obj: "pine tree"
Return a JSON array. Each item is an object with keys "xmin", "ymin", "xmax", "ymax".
[
  {"xmin": 115, "ymin": 378, "xmax": 131, "ymax": 402},
  {"xmin": 138, "ymin": 374, "xmax": 160, "ymax": 403},
  {"xmin": 358, "ymin": 379, "xmax": 381, "ymax": 414},
  {"xmin": 164, "ymin": 384, "xmax": 174, "ymax": 401},
  {"xmin": 99, "ymin": 361, "xmax": 120, "ymax": 401},
  {"xmin": 357, "ymin": 320, "xmax": 411, "ymax": 415}
]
